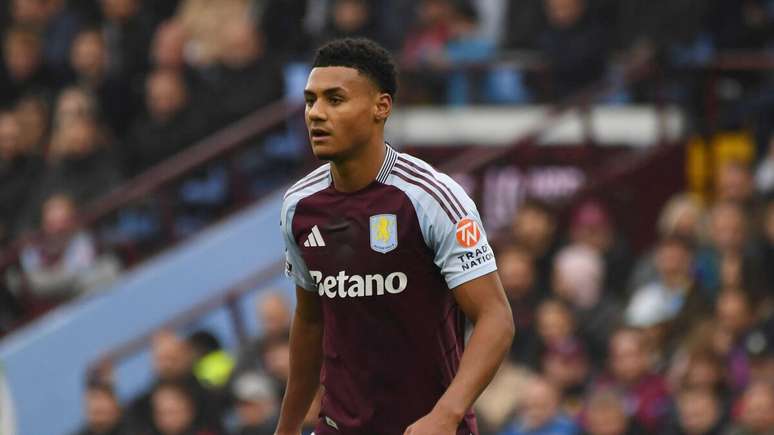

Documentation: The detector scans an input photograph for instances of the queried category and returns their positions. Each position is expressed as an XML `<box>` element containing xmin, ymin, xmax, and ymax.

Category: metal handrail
<box><xmin>88</xmin><ymin>259</ymin><xmax>285</xmax><ymax>374</ymax></box>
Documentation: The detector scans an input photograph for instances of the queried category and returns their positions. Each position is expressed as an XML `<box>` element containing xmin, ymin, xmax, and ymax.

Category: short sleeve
<box><xmin>427</xmin><ymin>175</ymin><xmax>497</xmax><ymax>290</ymax></box>
<box><xmin>280</xmin><ymin>197</ymin><xmax>318</xmax><ymax>292</ymax></box>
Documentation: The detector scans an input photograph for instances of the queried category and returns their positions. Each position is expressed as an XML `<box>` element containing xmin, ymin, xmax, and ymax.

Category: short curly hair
<box><xmin>312</xmin><ymin>37</ymin><xmax>398</xmax><ymax>99</ymax></box>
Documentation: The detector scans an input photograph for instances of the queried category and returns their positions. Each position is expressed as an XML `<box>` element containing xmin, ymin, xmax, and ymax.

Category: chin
<box><xmin>310</xmin><ymin>143</ymin><xmax>342</xmax><ymax>162</ymax></box>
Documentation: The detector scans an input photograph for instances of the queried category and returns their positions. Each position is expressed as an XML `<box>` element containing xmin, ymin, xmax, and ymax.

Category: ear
<box><xmin>374</xmin><ymin>92</ymin><xmax>392</xmax><ymax>123</ymax></box>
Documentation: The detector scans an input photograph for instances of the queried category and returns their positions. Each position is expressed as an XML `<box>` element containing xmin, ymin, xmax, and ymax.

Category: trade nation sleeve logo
<box><xmin>456</xmin><ymin>217</ymin><xmax>481</xmax><ymax>248</ymax></box>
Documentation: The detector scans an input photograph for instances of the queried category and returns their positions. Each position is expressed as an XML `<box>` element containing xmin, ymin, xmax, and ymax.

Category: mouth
<box><xmin>310</xmin><ymin>128</ymin><xmax>332</xmax><ymax>142</ymax></box>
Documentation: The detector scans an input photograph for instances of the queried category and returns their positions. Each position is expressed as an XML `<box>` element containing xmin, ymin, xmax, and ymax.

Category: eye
<box><xmin>329</xmin><ymin>96</ymin><xmax>344</xmax><ymax>105</ymax></box>
<box><xmin>304</xmin><ymin>98</ymin><xmax>315</xmax><ymax>107</ymax></box>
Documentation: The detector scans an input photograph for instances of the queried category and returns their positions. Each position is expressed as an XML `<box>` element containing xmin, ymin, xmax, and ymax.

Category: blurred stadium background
<box><xmin>1</xmin><ymin>0</ymin><xmax>774</xmax><ymax>434</ymax></box>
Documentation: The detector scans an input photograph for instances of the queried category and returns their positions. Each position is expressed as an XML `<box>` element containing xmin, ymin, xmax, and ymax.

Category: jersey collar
<box><xmin>375</xmin><ymin>143</ymin><xmax>398</xmax><ymax>184</ymax></box>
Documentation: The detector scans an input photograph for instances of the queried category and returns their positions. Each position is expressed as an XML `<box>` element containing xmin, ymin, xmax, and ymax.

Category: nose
<box><xmin>306</xmin><ymin>100</ymin><xmax>326</xmax><ymax>123</ymax></box>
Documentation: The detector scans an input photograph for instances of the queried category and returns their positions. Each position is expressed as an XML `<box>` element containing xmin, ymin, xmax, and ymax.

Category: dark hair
<box><xmin>187</xmin><ymin>330</ymin><xmax>221</xmax><ymax>356</ymax></box>
<box><xmin>312</xmin><ymin>37</ymin><xmax>398</xmax><ymax>98</ymax></box>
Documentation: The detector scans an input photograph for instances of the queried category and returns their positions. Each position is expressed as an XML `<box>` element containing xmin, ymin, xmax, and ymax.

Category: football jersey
<box><xmin>280</xmin><ymin>145</ymin><xmax>497</xmax><ymax>435</ymax></box>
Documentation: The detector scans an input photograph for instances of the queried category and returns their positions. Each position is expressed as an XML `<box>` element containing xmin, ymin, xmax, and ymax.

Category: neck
<box><xmin>330</xmin><ymin>139</ymin><xmax>386</xmax><ymax>193</ymax></box>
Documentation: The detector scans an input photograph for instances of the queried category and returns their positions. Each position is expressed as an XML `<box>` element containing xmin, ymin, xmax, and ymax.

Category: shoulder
<box><xmin>280</xmin><ymin>164</ymin><xmax>331</xmax><ymax>231</ymax></box>
<box><xmin>282</xmin><ymin>164</ymin><xmax>331</xmax><ymax>209</ymax></box>
<box><xmin>385</xmin><ymin>151</ymin><xmax>473</xmax><ymax>224</ymax></box>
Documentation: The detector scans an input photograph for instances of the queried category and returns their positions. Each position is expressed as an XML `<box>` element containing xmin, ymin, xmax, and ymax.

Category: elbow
<box><xmin>498</xmin><ymin>303</ymin><xmax>515</xmax><ymax>349</ymax></box>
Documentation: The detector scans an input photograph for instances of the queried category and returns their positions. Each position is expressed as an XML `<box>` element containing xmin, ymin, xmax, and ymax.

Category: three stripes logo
<box><xmin>303</xmin><ymin>225</ymin><xmax>326</xmax><ymax>248</ymax></box>
<box><xmin>456</xmin><ymin>217</ymin><xmax>481</xmax><ymax>248</ymax></box>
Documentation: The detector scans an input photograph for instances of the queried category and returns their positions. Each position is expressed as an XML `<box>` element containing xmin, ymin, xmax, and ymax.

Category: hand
<box><xmin>403</xmin><ymin>408</ymin><xmax>460</xmax><ymax>435</ymax></box>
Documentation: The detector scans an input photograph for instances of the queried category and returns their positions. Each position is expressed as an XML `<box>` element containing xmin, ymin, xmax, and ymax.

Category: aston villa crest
<box><xmin>370</xmin><ymin>214</ymin><xmax>398</xmax><ymax>254</ymax></box>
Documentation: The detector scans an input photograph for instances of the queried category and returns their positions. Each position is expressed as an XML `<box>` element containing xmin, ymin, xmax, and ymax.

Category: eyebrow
<box><xmin>304</xmin><ymin>87</ymin><xmax>347</xmax><ymax>97</ymax></box>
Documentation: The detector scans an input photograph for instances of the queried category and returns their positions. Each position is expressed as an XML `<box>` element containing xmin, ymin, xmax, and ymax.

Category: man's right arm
<box><xmin>275</xmin><ymin>286</ymin><xmax>323</xmax><ymax>435</ymax></box>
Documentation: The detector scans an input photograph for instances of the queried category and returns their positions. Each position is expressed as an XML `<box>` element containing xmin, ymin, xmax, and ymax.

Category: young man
<box><xmin>277</xmin><ymin>38</ymin><xmax>514</xmax><ymax>435</ymax></box>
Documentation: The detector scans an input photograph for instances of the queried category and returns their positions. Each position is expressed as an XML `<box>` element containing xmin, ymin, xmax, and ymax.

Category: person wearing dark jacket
<box><xmin>71</xmin><ymin>382</ymin><xmax>130</xmax><ymax>435</ymax></box>
<box><xmin>0</xmin><ymin>108</ymin><xmax>42</xmax><ymax>242</ymax></box>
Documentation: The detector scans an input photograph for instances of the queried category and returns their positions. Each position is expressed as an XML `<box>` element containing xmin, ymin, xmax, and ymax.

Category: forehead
<box><xmin>305</xmin><ymin>66</ymin><xmax>375</xmax><ymax>94</ymax></box>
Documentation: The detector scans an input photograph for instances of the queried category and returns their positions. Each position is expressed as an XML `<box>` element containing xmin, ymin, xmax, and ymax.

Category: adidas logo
<box><xmin>303</xmin><ymin>225</ymin><xmax>326</xmax><ymax>247</ymax></box>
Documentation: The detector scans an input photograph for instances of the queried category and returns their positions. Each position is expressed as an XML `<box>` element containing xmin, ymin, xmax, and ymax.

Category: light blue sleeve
<box><xmin>280</xmin><ymin>197</ymin><xmax>318</xmax><ymax>292</ymax></box>
<box><xmin>429</xmin><ymin>173</ymin><xmax>497</xmax><ymax>289</ymax></box>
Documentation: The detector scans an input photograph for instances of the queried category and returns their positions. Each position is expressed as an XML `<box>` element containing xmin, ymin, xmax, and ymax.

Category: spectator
<box><xmin>230</xmin><ymin>292</ymin><xmax>291</xmax><ymax>400</ymax></box>
<box><xmin>668</xmin><ymin>350</ymin><xmax>729</xmax><ymax>399</ymax></box>
<box><xmin>260</xmin><ymin>333</ymin><xmax>291</xmax><ymax>399</ymax></box>
<box><xmin>592</xmin><ymin>328</ymin><xmax>670</xmax><ymax>432</ymax></box>
<box><xmin>125</xmin><ymin>68</ymin><xmax>208</xmax><ymax>175</ymax></box>
<box><xmin>19</xmin><ymin>114</ymin><xmax>120</xmax><ymax>229</ymax></box>
<box><xmin>318</xmin><ymin>0</ymin><xmax>379</xmax><ymax>45</ymax></box>
<box><xmin>538</xmin><ymin>0</ymin><xmax>609</xmax><ymax>98</ymax></box>
<box><xmin>259</xmin><ymin>0</ymin><xmax>312</xmax><ymax>59</ymax></box>
<box><xmin>0</xmin><ymin>109</ymin><xmax>42</xmax><ymax>242</ymax></box>
<box><xmin>581</xmin><ymin>388</ymin><xmax>644</xmax><ymax>435</ymax></box>
<box><xmin>511</xmin><ymin>199</ymin><xmax>559</xmax><ymax>294</ymax></box>
<box><xmin>663</xmin><ymin>386</ymin><xmax>728</xmax><ymax>435</ymax></box>
<box><xmin>128</xmin><ymin>330</ymin><xmax>223</xmax><ymax>434</ymax></box>
<box><xmin>187</xmin><ymin>330</ymin><xmax>234</xmax><ymax>389</ymax></box>
<box><xmin>150</xmin><ymin>20</ymin><xmax>204</xmax><ymax>92</ymax></box>
<box><xmin>231</xmin><ymin>371</ymin><xmax>278</xmax><ymax>435</ymax></box>
<box><xmin>97</xmin><ymin>0</ymin><xmax>155</xmax><ymax>82</ymax></box>
<box><xmin>175</xmin><ymin>0</ymin><xmax>249</xmax><ymax>67</ymax></box>
<box><xmin>68</xmin><ymin>28</ymin><xmax>134</xmax><ymax>137</ymax></box>
<box><xmin>0</xmin><ymin>26</ymin><xmax>56</xmax><ymax>105</ymax></box>
<box><xmin>625</xmin><ymin>235</ymin><xmax>711</xmax><ymax>359</ymax></box>
<box><xmin>714</xmin><ymin>161</ymin><xmax>756</xmax><ymax>208</ymax></box>
<box><xmin>399</xmin><ymin>0</ymin><xmax>457</xmax><ymax>103</ymax></box>
<box><xmin>498</xmin><ymin>243</ymin><xmax>542</xmax><ymax>364</ymax></box>
<box><xmin>629</xmin><ymin>193</ymin><xmax>705</xmax><ymax>293</ymax></box>
<box><xmin>725</xmin><ymin>381</ymin><xmax>774</xmax><ymax>435</ymax></box>
<box><xmin>501</xmin><ymin>0</ymin><xmax>545</xmax><ymax>50</ymax></box>
<box><xmin>498</xmin><ymin>375</ymin><xmax>579</xmax><ymax>435</ymax></box>
<box><xmin>401</xmin><ymin>0</ymin><xmax>455</xmax><ymax>68</ymax></box>
<box><xmin>150</xmin><ymin>381</ymin><xmax>222</xmax><ymax>435</ymax></box>
<box><xmin>695</xmin><ymin>201</ymin><xmax>764</xmax><ymax>298</ymax></box>
<box><xmin>72</xmin><ymin>382</ymin><xmax>128</xmax><ymax>435</ymax></box>
<box><xmin>553</xmin><ymin>244</ymin><xmax>620</xmax><ymax>362</ymax></box>
<box><xmin>19</xmin><ymin>194</ymin><xmax>119</xmax><ymax>300</ymax></box>
<box><xmin>443</xmin><ymin>1</ymin><xmax>498</xmax><ymax>105</ymax></box>
<box><xmin>209</xmin><ymin>18</ymin><xmax>284</xmax><ymax>127</ymax></box>
<box><xmin>13</xmin><ymin>92</ymin><xmax>49</xmax><ymax>153</ymax></box>
<box><xmin>541</xmin><ymin>338</ymin><xmax>590</xmax><ymax>418</ymax></box>
<box><xmin>10</xmin><ymin>0</ymin><xmax>85</xmax><ymax>76</ymax></box>
<box><xmin>53</xmin><ymin>86</ymin><xmax>98</xmax><ymax>127</ymax></box>
<box><xmin>715</xmin><ymin>290</ymin><xmax>757</xmax><ymax>392</ymax></box>
<box><xmin>568</xmin><ymin>200</ymin><xmax>633</xmax><ymax>299</ymax></box>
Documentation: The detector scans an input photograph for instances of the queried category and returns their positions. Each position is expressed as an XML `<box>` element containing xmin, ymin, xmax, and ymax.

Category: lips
<box><xmin>310</xmin><ymin>128</ymin><xmax>331</xmax><ymax>138</ymax></box>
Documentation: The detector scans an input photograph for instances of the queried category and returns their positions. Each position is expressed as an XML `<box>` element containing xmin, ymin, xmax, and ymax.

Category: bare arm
<box><xmin>275</xmin><ymin>286</ymin><xmax>324</xmax><ymax>435</ymax></box>
<box><xmin>405</xmin><ymin>271</ymin><xmax>514</xmax><ymax>434</ymax></box>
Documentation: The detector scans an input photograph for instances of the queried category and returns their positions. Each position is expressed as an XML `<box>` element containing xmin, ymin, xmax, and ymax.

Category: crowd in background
<box><xmin>0</xmin><ymin>0</ymin><xmax>773</xmax><ymax>434</ymax></box>
<box><xmin>2</xmin><ymin>0</ymin><xmax>774</xmax><ymax>326</ymax></box>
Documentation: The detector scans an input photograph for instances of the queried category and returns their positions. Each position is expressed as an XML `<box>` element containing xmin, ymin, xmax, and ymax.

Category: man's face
<box><xmin>85</xmin><ymin>390</ymin><xmax>121</xmax><ymax>433</ymax></box>
<box><xmin>610</xmin><ymin>331</ymin><xmax>648</xmax><ymax>384</ymax></box>
<box><xmin>71</xmin><ymin>32</ymin><xmax>105</xmax><ymax>79</ymax></box>
<box><xmin>520</xmin><ymin>378</ymin><xmax>559</xmax><ymax>430</ymax></box>
<box><xmin>152</xmin><ymin>388</ymin><xmax>194</xmax><ymax>435</ymax></box>
<box><xmin>152</xmin><ymin>332</ymin><xmax>192</xmax><ymax>380</ymax></box>
<box><xmin>678</xmin><ymin>390</ymin><xmax>719</xmax><ymax>434</ymax></box>
<box><xmin>304</xmin><ymin>66</ymin><xmax>383</xmax><ymax>162</ymax></box>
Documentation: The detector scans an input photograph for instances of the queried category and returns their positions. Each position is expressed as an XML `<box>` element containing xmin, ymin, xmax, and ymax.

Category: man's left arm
<box><xmin>405</xmin><ymin>271</ymin><xmax>514</xmax><ymax>435</ymax></box>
